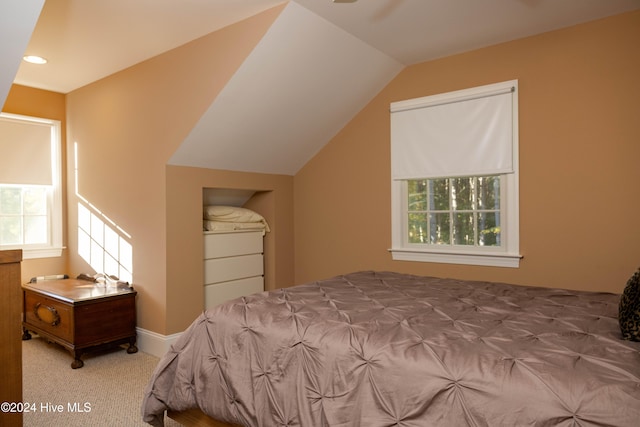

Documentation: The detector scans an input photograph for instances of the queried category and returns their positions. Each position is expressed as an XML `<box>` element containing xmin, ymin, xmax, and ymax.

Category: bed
<box><xmin>142</xmin><ymin>271</ymin><xmax>640</xmax><ymax>426</ymax></box>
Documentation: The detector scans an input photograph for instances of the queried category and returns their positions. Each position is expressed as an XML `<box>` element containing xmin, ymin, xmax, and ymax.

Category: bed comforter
<box><xmin>142</xmin><ymin>271</ymin><xmax>640</xmax><ymax>426</ymax></box>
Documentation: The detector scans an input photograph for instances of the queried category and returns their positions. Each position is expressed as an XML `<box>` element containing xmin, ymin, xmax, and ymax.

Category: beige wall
<box><xmin>2</xmin><ymin>85</ymin><xmax>67</xmax><ymax>283</ymax></box>
<box><xmin>294</xmin><ymin>10</ymin><xmax>640</xmax><ymax>293</ymax></box>
<box><xmin>65</xmin><ymin>5</ymin><xmax>285</xmax><ymax>334</ymax></box>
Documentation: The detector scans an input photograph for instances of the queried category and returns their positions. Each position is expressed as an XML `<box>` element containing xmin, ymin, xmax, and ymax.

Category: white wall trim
<box><xmin>389</xmin><ymin>248</ymin><xmax>522</xmax><ymax>268</ymax></box>
<box><xmin>136</xmin><ymin>327</ymin><xmax>182</xmax><ymax>358</ymax></box>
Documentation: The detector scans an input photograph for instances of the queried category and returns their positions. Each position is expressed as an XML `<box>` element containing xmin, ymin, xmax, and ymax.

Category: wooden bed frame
<box><xmin>168</xmin><ymin>409</ymin><xmax>242</xmax><ymax>427</ymax></box>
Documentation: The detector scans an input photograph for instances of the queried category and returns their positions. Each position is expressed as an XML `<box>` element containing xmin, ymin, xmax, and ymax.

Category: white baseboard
<box><xmin>135</xmin><ymin>327</ymin><xmax>182</xmax><ymax>358</ymax></box>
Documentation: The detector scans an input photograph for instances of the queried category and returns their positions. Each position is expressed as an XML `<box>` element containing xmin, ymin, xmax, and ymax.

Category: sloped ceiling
<box><xmin>0</xmin><ymin>0</ymin><xmax>44</xmax><ymax>109</ymax></box>
<box><xmin>11</xmin><ymin>0</ymin><xmax>287</xmax><ymax>94</ymax></box>
<box><xmin>3</xmin><ymin>0</ymin><xmax>640</xmax><ymax>177</ymax></box>
<box><xmin>297</xmin><ymin>0</ymin><xmax>640</xmax><ymax>65</ymax></box>
<box><xmin>168</xmin><ymin>2</ymin><xmax>402</xmax><ymax>175</ymax></box>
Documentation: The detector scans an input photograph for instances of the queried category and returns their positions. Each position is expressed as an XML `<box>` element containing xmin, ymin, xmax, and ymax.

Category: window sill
<box><xmin>389</xmin><ymin>247</ymin><xmax>522</xmax><ymax>268</ymax></box>
<box><xmin>1</xmin><ymin>247</ymin><xmax>64</xmax><ymax>260</ymax></box>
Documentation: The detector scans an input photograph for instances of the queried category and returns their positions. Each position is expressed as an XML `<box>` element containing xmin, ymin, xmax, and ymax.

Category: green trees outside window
<box><xmin>407</xmin><ymin>176</ymin><xmax>501</xmax><ymax>247</ymax></box>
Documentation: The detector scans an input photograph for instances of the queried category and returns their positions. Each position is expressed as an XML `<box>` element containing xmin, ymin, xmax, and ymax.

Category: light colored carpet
<box><xmin>22</xmin><ymin>335</ymin><xmax>181</xmax><ymax>426</ymax></box>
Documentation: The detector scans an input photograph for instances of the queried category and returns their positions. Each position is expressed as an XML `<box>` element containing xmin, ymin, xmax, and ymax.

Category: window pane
<box><xmin>452</xmin><ymin>177</ymin><xmax>474</xmax><ymax>211</ymax></box>
<box><xmin>430</xmin><ymin>179</ymin><xmax>449</xmax><ymax>211</ymax></box>
<box><xmin>23</xmin><ymin>188</ymin><xmax>47</xmax><ymax>215</ymax></box>
<box><xmin>0</xmin><ymin>187</ymin><xmax>21</xmax><ymax>214</ymax></box>
<box><xmin>0</xmin><ymin>217</ymin><xmax>21</xmax><ymax>245</ymax></box>
<box><xmin>478</xmin><ymin>176</ymin><xmax>500</xmax><ymax>210</ymax></box>
<box><xmin>479</xmin><ymin>212</ymin><xmax>500</xmax><ymax>246</ymax></box>
<box><xmin>453</xmin><ymin>212</ymin><xmax>475</xmax><ymax>245</ymax></box>
<box><xmin>24</xmin><ymin>215</ymin><xmax>47</xmax><ymax>244</ymax></box>
<box><xmin>408</xmin><ymin>180</ymin><xmax>427</xmax><ymax>211</ymax></box>
<box><xmin>429</xmin><ymin>213</ymin><xmax>450</xmax><ymax>244</ymax></box>
<box><xmin>408</xmin><ymin>213</ymin><xmax>428</xmax><ymax>243</ymax></box>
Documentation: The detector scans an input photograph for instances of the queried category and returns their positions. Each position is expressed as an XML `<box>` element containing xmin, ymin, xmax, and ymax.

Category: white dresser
<box><xmin>203</xmin><ymin>230</ymin><xmax>265</xmax><ymax>309</ymax></box>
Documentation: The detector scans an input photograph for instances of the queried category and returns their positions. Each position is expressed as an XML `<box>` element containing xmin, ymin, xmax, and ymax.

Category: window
<box><xmin>0</xmin><ymin>113</ymin><xmax>63</xmax><ymax>258</ymax></box>
<box><xmin>390</xmin><ymin>81</ymin><xmax>520</xmax><ymax>267</ymax></box>
<box><xmin>407</xmin><ymin>176</ymin><xmax>501</xmax><ymax>245</ymax></box>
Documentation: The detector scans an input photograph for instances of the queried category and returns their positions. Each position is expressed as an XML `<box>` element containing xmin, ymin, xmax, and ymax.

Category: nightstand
<box><xmin>22</xmin><ymin>279</ymin><xmax>137</xmax><ymax>369</ymax></box>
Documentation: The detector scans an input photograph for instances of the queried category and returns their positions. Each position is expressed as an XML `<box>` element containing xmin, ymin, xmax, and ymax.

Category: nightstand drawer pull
<box><xmin>34</xmin><ymin>302</ymin><xmax>60</xmax><ymax>326</ymax></box>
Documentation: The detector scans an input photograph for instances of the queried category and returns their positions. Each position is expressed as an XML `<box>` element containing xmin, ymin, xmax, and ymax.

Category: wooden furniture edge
<box><xmin>0</xmin><ymin>249</ymin><xmax>22</xmax><ymax>264</ymax></box>
<box><xmin>0</xmin><ymin>249</ymin><xmax>22</xmax><ymax>427</ymax></box>
<box><xmin>167</xmin><ymin>409</ymin><xmax>243</xmax><ymax>427</ymax></box>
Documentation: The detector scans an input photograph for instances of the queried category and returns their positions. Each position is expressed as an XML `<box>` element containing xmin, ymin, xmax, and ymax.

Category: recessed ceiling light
<box><xmin>333</xmin><ymin>0</ymin><xmax>357</xmax><ymax>3</ymax></box>
<box><xmin>23</xmin><ymin>55</ymin><xmax>48</xmax><ymax>65</ymax></box>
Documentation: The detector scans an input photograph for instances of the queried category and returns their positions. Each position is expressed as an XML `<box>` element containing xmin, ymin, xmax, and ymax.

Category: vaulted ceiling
<box><xmin>2</xmin><ymin>0</ymin><xmax>639</xmax><ymax>175</ymax></box>
<box><xmin>169</xmin><ymin>2</ymin><xmax>402</xmax><ymax>175</ymax></box>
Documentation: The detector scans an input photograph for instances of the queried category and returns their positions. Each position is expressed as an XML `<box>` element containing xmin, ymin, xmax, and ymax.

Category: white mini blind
<box><xmin>0</xmin><ymin>115</ymin><xmax>53</xmax><ymax>185</ymax></box>
<box><xmin>391</xmin><ymin>80</ymin><xmax>517</xmax><ymax>180</ymax></box>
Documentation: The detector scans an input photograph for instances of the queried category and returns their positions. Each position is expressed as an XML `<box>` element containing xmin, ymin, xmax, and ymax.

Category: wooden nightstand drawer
<box><xmin>24</xmin><ymin>291</ymin><xmax>73</xmax><ymax>343</ymax></box>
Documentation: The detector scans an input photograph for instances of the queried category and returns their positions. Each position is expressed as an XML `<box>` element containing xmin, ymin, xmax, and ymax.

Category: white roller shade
<box><xmin>0</xmin><ymin>115</ymin><xmax>53</xmax><ymax>185</ymax></box>
<box><xmin>391</xmin><ymin>80</ymin><xmax>517</xmax><ymax>180</ymax></box>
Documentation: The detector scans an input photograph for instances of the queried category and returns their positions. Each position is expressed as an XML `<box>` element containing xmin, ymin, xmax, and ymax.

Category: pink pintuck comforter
<box><xmin>142</xmin><ymin>271</ymin><xmax>640</xmax><ymax>426</ymax></box>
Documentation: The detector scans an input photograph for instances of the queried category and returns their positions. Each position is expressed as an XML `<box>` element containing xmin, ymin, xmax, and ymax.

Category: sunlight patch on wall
<box><xmin>74</xmin><ymin>142</ymin><xmax>133</xmax><ymax>283</ymax></box>
<box><xmin>77</xmin><ymin>203</ymin><xmax>133</xmax><ymax>283</ymax></box>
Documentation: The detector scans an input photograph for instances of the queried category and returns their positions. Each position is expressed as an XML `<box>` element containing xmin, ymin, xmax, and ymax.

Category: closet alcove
<box><xmin>201</xmin><ymin>188</ymin><xmax>270</xmax><ymax>309</ymax></box>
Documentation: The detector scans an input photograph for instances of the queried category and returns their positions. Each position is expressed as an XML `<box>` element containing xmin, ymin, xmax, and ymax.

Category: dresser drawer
<box><xmin>24</xmin><ymin>291</ymin><xmax>73</xmax><ymax>343</ymax></box>
<box><xmin>204</xmin><ymin>276</ymin><xmax>264</xmax><ymax>309</ymax></box>
<box><xmin>204</xmin><ymin>253</ymin><xmax>263</xmax><ymax>285</ymax></box>
<box><xmin>204</xmin><ymin>231</ymin><xmax>263</xmax><ymax>259</ymax></box>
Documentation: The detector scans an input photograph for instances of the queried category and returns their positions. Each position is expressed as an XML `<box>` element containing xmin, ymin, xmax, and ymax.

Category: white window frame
<box><xmin>389</xmin><ymin>82</ymin><xmax>521</xmax><ymax>268</ymax></box>
<box><xmin>0</xmin><ymin>112</ymin><xmax>63</xmax><ymax>259</ymax></box>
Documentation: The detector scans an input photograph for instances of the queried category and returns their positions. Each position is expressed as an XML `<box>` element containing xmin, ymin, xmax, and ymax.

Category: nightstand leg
<box><xmin>71</xmin><ymin>350</ymin><xmax>84</xmax><ymax>369</ymax></box>
<box><xmin>126</xmin><ymin>336</ymin><xmax>138</xmax><ymax>354</ymax></box>
<box><xmin>22</xmin><ymin>328</ymin><xmax>32</xmax><ymax>341</ymax></box>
